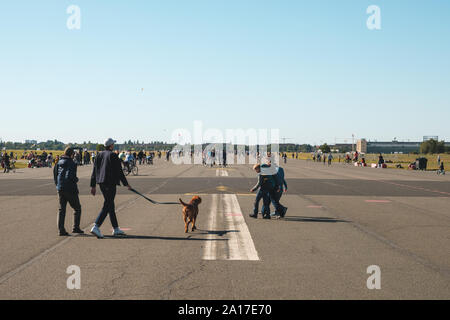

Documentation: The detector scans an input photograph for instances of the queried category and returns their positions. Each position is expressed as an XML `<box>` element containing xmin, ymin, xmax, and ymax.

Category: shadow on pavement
<box><xmin>282</xmin><ymin>216</ymin><xmax>349</xmax><ymax>223</ymax></box>
<box><xmin>78</xmin><ymin>233</ymin><xmax>230</xmax><ymax>241</ymax></box>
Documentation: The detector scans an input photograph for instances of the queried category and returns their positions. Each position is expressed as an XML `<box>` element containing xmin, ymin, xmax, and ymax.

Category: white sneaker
<box><xmin>112</xmin><ymin>227</ymin><xmax>126</xmax><ymax>236</ymax></box>
<box><xmin>90</xmin><ymin>225</ymin><xmax>104</xmax><ymax>239</ymax></box>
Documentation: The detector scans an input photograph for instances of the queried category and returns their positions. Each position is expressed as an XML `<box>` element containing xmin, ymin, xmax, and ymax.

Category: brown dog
<box><xmin>179</xmin><ymin>196</ymin><xmax>202</xmax><ymax>233</ymax></box>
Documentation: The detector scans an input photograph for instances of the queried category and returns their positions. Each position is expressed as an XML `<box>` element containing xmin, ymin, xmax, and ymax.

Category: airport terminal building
<box><xmin>357</xmin><ymin>138</ymin><xmax>450</xmax><ymax>154</ymax></box>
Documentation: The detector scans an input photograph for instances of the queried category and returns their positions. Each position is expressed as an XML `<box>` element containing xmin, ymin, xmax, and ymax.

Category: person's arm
<box><xmin>250</xmin><ymin>175</ymin><xmax>262</xmax><ymax>192</ymax></box>
<box><xmin>53</xmin><ymin>162</ymin><xmax>58</xmax><ymax>186</ymax></box>
<box><xmin>90</xmin><ymin>157</ymin><xmax>97</xmax><ymax>188</ymax></box>
<box><xmin>67</xmin><ymin>160</ymin><xmax>78</xmax><ymax>184</ymax></box>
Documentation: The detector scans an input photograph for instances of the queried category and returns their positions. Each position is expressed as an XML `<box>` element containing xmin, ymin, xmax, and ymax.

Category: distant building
<box><xmin>25</xmin><ymin>140</ymin><xmax>37</xmax><ymax>144</ymax></box>
<box><xmin>357</xmin><ymin>138</ymin><xmax>450</xmax><ymax>154</ymax></box>
<box><xmin>357</xmin><ymin>139</ymin><xmax>367</xmax><ymax>153</ymax></box>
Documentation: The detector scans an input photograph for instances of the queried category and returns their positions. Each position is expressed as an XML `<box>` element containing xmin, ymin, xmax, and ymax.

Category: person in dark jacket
<box><xmin>90</xmin><ymin>138</ymin><xmax>132</xmax><ymax>238</ymax></box>
<box><xmin>53</xmin><ymin>147</ymin><xmax>84</xmax><ymax>236</ymax></box>
<box><xmin>271</xmin><ymin>166</ymin><xmax>288</xmax><ymax>218</ymax></box>
<box><xmin>3</xmin><ymin>153</ymin><xmax>10</xmax><ymax>173</ymax></box>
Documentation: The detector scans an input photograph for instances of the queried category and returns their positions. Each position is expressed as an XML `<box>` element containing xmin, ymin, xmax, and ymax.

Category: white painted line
<box><xmin>202</xmin><ymin>194</ymin><xmax>259</xmax><ymax>261</ymax></box>
<box><xmin>203</xmin><ymin>194</ymin><xmax>219</xmax><ymax>260</ymax></box>
<box><xmin>215</xmin><ymin>169</ymin><xmax>229</xmax><ymax>176</ymax></box>
<box><xmin>226</xmin><ymin>194</ymin><xmax>259</xmax><ymax>260</ymax></box>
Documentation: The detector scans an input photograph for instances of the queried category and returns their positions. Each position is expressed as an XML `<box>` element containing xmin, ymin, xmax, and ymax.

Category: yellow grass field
<box><xmin>285</xmin><ymin>152</ymin><xmax>450</xmax><ymax>170</ymax></box>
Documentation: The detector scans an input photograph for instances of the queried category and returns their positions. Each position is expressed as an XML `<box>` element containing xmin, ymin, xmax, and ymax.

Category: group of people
<box><xmin>250</xmin><ymin>156</ymin><xmax>288</xmax><ymax>219</ymax></box>
<box><xmin>201</xmin><ymin>149</ymin><xmax>228</xmax><ymax>167</ymax></box>
<box><xmin>312</xmin><ymin>152</ymin><xmax>334</xmax><ymax>165</ymax></box>
<box><xmin>54</xmin><ymin>138</ymin><xmax>132</xmax><ymax>237</ymax></box>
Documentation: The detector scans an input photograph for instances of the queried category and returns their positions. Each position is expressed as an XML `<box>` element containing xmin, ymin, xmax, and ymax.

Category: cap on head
<box><xmin>104</xmin><ymin>138</ymin><xmax>116</xmax><ymax>147</ymax></box>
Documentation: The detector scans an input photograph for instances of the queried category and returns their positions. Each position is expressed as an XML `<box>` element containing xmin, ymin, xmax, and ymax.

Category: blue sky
<box><xmin>1</xmin><ymin>1</ymin><xmax>449</xmax><ymax>145</ymax></box>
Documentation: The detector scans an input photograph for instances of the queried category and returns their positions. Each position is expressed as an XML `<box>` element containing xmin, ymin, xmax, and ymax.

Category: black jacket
<box><xmin>54</xmin><ymin>156</ymin><xmax>79</xmax><ymax>193</ymax></box>
<box><xmin>90</xmin><ymin>150</ymin><xmax>128</xmax><ymax>187</ymax></box>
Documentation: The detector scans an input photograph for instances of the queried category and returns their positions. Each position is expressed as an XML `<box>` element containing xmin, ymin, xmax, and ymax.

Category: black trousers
<box><xmin>261</xmin><ymin>187</ymin><xmax>284</xmax><ymax>217</ymax></box>
<box><xmin>95</xmin><ymin>184</ymin><xmax>119</xmax><ymax>228</ymax></box>
<box><xmin>58</xmin><ymin>191</ymin><xmax>82</xmax><ymax>232</ymax></box>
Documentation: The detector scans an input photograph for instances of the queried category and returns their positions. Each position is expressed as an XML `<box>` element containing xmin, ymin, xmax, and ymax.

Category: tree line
<box><xmin>420</xmin><ymin>139</ymin><xmax>450</xmax><ymax>154</ymax></box>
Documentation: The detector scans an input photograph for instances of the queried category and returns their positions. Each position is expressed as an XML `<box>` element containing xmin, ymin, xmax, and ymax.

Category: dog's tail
<box><xmin>179</xmin><ymin>198</ymin><xmax>188</xmax><ymax>206</ymax></box>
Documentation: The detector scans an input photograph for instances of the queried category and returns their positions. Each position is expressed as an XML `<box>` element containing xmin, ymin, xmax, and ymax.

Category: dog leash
<box><xmin>129</xmin><ymin>188</ymin><xmax>179</xmax><ymax>205</ymax></box>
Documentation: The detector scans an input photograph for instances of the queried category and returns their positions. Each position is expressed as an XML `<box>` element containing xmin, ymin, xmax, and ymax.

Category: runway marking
<box><xmin>203</xmin><ymin>194</ymin><xmax>259</xmax><ymax>261</ymax></box>
<box><xmin>307</xmin><ymin>205</ymin><xmax>324</xmax><ymax>208</ymax></box>
<box><xmin>204</xmin><ymin>194</ymin><xmax>219</xmax><ymax>260</ymax></box>
<box><xmin>216</xmin><ymin>169</ymin><xmax>229</xmax><ymax>176</ymax></box>
<box><xmin>365</xmin><ymin>200</ymin><xmax>392</xmax><ymax>203</ymax></box>
<box><xmin>225</xmin><ymin>213</ymin><xmax>243</xmax><ymax>217</ymax></box>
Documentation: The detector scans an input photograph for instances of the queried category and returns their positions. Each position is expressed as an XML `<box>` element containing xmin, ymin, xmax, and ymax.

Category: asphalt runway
<box><xmin>0</xmin><ymin>158</ymin><xmax>449</xmax><ymax>299</ymax></box>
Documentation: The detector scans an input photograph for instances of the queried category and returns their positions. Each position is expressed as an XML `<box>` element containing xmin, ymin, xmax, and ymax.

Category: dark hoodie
<box><xmin>53</xmin><ymin>155</ymin><xmax>79</xmax><ymax>194</ymax></box>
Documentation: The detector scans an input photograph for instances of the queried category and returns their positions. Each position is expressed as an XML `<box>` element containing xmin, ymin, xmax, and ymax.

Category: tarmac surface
<box><xmin>0</xmin><ymin>158</ymin><xmax>449</xmax><ymax>299</ymax></box>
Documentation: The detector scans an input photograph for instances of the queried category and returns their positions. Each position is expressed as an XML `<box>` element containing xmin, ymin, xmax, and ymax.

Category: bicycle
<box><xmin>123</xmin><ymin>161</ymin><xmax>138</xmax><ymax>176</ymax></box>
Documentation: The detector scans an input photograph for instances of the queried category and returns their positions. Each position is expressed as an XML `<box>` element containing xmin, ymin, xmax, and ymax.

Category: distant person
<box><xmin>3</xmin><ymin>153</ymin><xmax>10</xmax><ymax>173</ymax></box>
<box><xmin>90</xmin><ymin>138</ymin><xmax>132</xmax><ymax>238</ymax></box>
<box><xmin>53</xmin><ymin>147</ymin><xmax>84</xmax><ymax>236</ymax></box>
<box><xmin>437</xmin><ymin>162</ymin><xmax>445</xmax><ymax>175</ymax></box>
<box><xmin>124</xmin><ymin>151</ymin><xmax>134</xmax><ymax>173</ymax></box>
<box><xmin>361</xmin><ymin>156</ymin><xmax>366</xmax><ymax>167</ymax></box>
<box><xmin>222</xmin><ymin>149</ymin><xmax>227</xmax><ymax>167</ymax></box>
<box><xmin>378</xmin><ymin>153</ymin><xmax>385</xmax><ymax>168</ymax></box>
<box><xmin>47</xmin><ymin>152</ymin><xmax>53</xmax><ymax>168</ymax></box>
<box><xmin>328</xmin><ymin>153</ymin><xmax>333</xmax><ymax>166</ymax></box>
<box><xmin>118</xmin><ymin>151</ymin><xmax>126</xmax><ymax>164</ymax></box>
<box><xmin>437</xmin><ymin>154</ymin><xmax>441</xmax><ymax>168</ymax></box>
<box><xmin>76</xmin><ymin>151</ymin><xmax>82</xmax><ymax>166</ymax></box>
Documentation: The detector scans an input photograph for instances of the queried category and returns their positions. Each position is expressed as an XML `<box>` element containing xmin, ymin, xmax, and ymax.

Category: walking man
<box><xmin>271</xmin><ymin>166</ymin><xmax>288</xmax><ymax>218</ymax></box>
<box><xmin>90</xmin><ymin>138</ymin><xmax>132</xmax><ymax>238</ymax></box>
<box><xmin>53</xmin><ymin>147</ymin><xmax>84</xmax><ymax>236</ymax></box>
